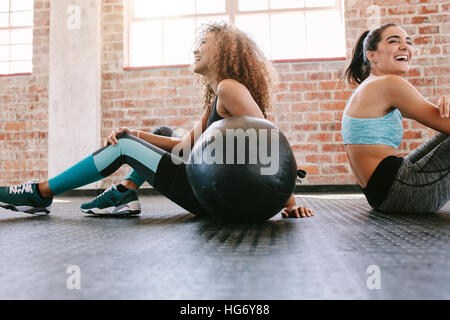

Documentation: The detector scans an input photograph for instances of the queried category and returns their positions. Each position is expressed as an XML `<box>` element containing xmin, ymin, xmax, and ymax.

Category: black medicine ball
<box><xmin>186</xmin><ymin>116</ymin><xmax>297</xmax><ymax>223</ymax></box>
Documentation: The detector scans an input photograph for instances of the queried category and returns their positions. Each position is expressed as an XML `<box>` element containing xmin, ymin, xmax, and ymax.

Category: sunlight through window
<box><xmin>0</xmin><ymin>0</ymin><xmax>34</xmax><ymax>75</ymax></box>
<box><xmin>127</xmin><ymin>0</ymin><xmax>344</xmax><ymax>68</ymax></box>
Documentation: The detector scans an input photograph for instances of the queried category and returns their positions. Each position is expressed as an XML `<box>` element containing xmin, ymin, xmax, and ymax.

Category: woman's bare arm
<box><xmin>381</xmin><ymin>75</ymin><xmax>450</xmax><ymax>134</ymax></box>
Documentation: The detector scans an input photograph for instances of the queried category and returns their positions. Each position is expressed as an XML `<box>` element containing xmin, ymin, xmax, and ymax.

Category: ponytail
<box><xmin>343</xmin><ymin>23</ymin><xmax>398</xmax><ymax>86</ymax></box>
<box><xmin>344</xmin><ymin>31</ymin><xmax>370</xmax><ymax>85</ymax></box>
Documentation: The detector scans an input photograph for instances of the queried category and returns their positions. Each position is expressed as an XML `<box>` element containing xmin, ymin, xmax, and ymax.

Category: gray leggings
<box><xmin>378</xmin><ymin>133</ymin><xmax>450</xmax><ymax>213</ymax></box>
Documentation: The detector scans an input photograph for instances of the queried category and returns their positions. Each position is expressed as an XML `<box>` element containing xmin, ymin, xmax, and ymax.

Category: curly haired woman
<box><xmin>342</xmin><ymin>23</ymin><xmax>450</xmax><ymax>213</ymax></box>
<box><xmin>0</xmin><ymin>22</ymin><xmax>313</xmax><ymax>220</ymax></box>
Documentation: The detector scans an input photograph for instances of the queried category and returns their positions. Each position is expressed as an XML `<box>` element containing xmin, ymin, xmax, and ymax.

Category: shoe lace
<box><xmin>93</xmin><ymin>186</ymin><xmax>114</xmax><ymax>200</ymax></box>
<box><xmin>9</xmin><ymin>183</ymin><xmax>34</xmax><ymax>195</ymax></box>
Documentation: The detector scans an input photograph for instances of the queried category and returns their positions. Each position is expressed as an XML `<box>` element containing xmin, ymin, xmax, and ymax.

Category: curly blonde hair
<box><xmin>195</xmin><ymin>22</ymin><xmax>276</xmax><ymax>118</ymax></box>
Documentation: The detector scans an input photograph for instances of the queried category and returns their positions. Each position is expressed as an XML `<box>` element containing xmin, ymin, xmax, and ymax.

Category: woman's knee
<box><xmin>116</xmin><ymin>133</ymin><xmax>135</xmax><ymax>141</ymax></box>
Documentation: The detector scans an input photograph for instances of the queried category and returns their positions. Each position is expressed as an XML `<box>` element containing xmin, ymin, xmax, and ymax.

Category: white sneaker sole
<box><xmin>81</xmin><ymin>200</ymin><xmax>141</xmax><ymax>215</ymax></box>
<box><xmin>0</xmin><ymin>201</ymin><xmax>51</xmax><ymax>215</ymax></box>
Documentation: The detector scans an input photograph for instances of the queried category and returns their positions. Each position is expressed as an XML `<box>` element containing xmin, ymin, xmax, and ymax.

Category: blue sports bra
<box><xmin>341</xmin><ymin>108</ymin><xmax>404</xmax><ymax>148</ymax></box>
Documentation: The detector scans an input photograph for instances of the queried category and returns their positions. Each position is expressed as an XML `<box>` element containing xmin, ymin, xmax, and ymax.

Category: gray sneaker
<box><xmin>80</xmin><ymin>185</ymin><xmax>141</xmax><ymax>215</ymax></box>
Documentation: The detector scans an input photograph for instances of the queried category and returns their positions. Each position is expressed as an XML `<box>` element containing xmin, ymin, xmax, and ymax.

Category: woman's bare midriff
<box><xmin>344</xmin><ymin>144</ymin><xmax>399</xmax><ymax>188</ymax></box>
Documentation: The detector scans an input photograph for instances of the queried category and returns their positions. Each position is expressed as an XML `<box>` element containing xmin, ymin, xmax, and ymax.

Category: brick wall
<box><xmin>0</xmin><ymin>0</ymin><xmax>49</xmax><ymax>185</ymax></box>
<box><xmin>101</xmin><ymin>0</ymin><xmax>450</xmax><ymax>186</ymax></box>
<box><xmin>0</xmin><ymin>0</ymin><xmax>449</xmax><ymax>187</ymax></box>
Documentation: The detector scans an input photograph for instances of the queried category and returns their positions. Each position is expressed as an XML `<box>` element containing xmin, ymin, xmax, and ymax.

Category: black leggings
<box><xmin>152</xmin><ymin>151</ymin><xmax>210</xmax><ymax>217</ymax></box>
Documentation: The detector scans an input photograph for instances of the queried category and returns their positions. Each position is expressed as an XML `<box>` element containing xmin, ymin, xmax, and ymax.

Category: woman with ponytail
<box><xmin>341</xmin><ymin>23</ymin><xmax>450</xmax><ymax>213</ymax></box>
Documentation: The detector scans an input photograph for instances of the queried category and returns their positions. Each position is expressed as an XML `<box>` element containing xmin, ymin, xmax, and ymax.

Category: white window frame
<box><xmin>0</xmin><ymin>0</ymin><xmax>34</xmax><ymax>76</ymax></box>
<box><xmin>125</xmin><ymin>0</ymin><xmax>345</xmax><ymax>69</ymax></box>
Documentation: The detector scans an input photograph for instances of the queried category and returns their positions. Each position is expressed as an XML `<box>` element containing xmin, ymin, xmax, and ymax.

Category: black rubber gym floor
<box><xmin>0</xmin><ymin>193</ymin><xmax>449</xmax><ymax>299</ymax></box>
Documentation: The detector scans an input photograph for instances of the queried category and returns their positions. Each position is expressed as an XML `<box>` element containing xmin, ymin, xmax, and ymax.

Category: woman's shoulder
<box><xmin>217</xmin><ymin>79</ymin><xmax>248</xmax><ymax>95</ymax></box>
<box><xmin>347</xmin><ymin>76</ymin><xmax>409</xmax><ymax>116</ymax></box>
<box><xmin>363</xmin><ymin>74</ymin><xmax>410</xmax><ymax>92</ymax></box>
<box><xmin>355</xmin><ymin>75</ymin><xmax>412</xmax><ymax>104</ymax></box>
<box><xmin>216</xmin><ymin>78</ymin><xmax>263</xmax><ymax>118</ymax></box>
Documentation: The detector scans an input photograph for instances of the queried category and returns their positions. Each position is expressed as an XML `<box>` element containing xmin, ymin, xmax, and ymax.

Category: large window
<box><xmin>127</xmin><ymin>0</ymin><xmax>345</xmax><ymax>68</ymax></box>
<box><xmin>0</xmin><ymin>0</ymin><xmax>34</xmax><ymax>75</ymax></box>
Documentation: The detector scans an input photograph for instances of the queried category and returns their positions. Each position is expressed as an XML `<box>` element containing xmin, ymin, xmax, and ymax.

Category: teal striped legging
<box><xmin>48</xmin><ymin>133</ymin><xmax>209</xmax><ymax>217</ymax></box>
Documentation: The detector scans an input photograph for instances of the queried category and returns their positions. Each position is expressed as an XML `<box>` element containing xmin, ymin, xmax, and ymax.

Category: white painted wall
<box><xmin>49</xmin><ymin>0</ymin><xmax>102</xmax><ymax>189</ymax></box>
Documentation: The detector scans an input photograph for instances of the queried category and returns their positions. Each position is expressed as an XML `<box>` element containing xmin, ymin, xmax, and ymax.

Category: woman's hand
<box><xmin>103</xmin><ymin>127</ymin><xmax>136</xmax><ymax>147</ymax></box>
<box><xmin>439</xmin><ymin>96</ymin><xmax>449</xmax><ymax>118</ymax></box>
<box><xmin>281</xmin><ymin>205</ymin><xmax>314</xmax><ymax>218</ymax></box>
<box><xmin>282</xmin><ymin>194</ymin><xmax>314</xmax><ymax>218</ymax></box>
